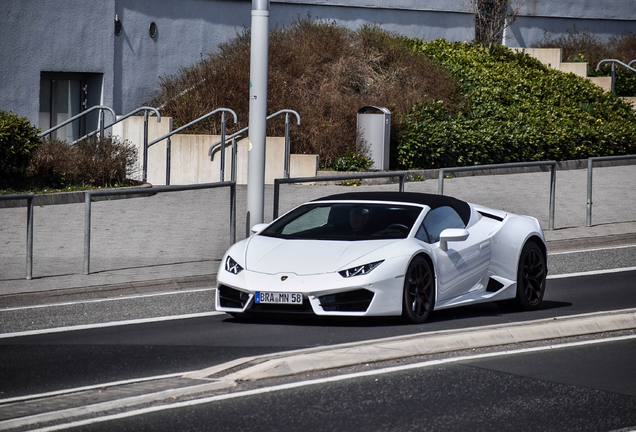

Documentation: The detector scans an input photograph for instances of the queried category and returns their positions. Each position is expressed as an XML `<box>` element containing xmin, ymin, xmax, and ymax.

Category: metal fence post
<box><xmin>26</xmin><ymin>196</ymin><xmax>34</xmax><ymax>280</ymax></box>
<box><xmin>166</xmin><ymin>137</ymin><xmax>172</xmax><ymax>186</ymax></box>
<box><xmin>84</xmin><ymin>191</ymin><xmax>92</xmax><ymax>275</ymax></box>
<box><xmin>586</xmin><ymin>158</ymin><xmax>594</xmax><ymax>227</ymax></box>
<box><xmin>143</xmin><ymin>110</ymin><xmax>149</xmax><ymax>183</ymax></box>
<box><xmin>220</xmin><ymin>112</ymin><xmax>227</xmax><ymax>182</ymax></box>
<box><xmin>549</xmin><ymin>163</ymin><xmax>556</xmax><ymax>231</ymax></box>
<box><xmin>230</xmin><ymin>183</ymin><xmax>236</xmax><ymax>245</ymax></box>
<box><xmin>284</xmin><ymin>113</ymin><xmax>290</xmax><ymax>179</ymax></box>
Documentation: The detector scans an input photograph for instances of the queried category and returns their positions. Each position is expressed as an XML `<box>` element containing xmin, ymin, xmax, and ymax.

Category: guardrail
<box><xmin>0</xmin><ymin>194</ymin><xmax>34</xmax><ymax>280</ymax></box>
<box><xmin>586</xmin><ymin>154</ymin><xmax>636</xmax><ymax>226</ymax></box>
<box><xmin>272</xmin><ymin>172</ymin><xmax>407</xmax><ymax>221</ymax></box>
<box><xmin>83</xmin><ymin>182</ymin><xmax>236</xmax><ymax>275</ymax></box>
<box><xmin>38</xmin><ymin>105</ymin><xmax>116</xmax><ymax>140</ymax></box>
<box><xmin>596</xmin><ymin>59</ymin><xmax>636</xmax><ymax>94</ymax></box>
<box><xmin>439</xmin><ymin>161</ymin><xmax>557</xmax><ymax>230</ymax></box>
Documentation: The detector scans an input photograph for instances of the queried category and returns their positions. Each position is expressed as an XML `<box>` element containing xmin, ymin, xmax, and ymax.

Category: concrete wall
<box><xmin>1</xmin><ymin>0</ymin><xmax>634</xmax><ymax>129</ymax></box>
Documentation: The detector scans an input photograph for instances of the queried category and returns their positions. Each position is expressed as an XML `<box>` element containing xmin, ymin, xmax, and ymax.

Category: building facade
<box><xmin>1</xmin><ymin>0</ymin><xmax>634</xmax><ymax>138</ymax></box>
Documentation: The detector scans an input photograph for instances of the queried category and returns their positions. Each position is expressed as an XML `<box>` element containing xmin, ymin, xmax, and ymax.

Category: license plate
<box><xmin>255</xmin><ymin>292</ymin><xmax>303</xmax><ymax>304</ymax></box>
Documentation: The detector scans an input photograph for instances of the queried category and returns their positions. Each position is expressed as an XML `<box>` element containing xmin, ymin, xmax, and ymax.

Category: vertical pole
<box><xmin>220</xmin><ymin>112</ymin><xmax>226</xmax><ymax>182</ymax></box>
<box><xmin>246</xmin><ymin>0</ymin><xmax>270</xmax><ymax>232</ymax></box>
<box><xmin>143</xmin><ymin>110</ymin><xmax>149</xmax><ymax>183</ymax></box>
<box><xmin>438</xmin><ymin>169</ymin><xmax>445</xmax><ymax>195</ymax></box>
<box><xmin>549</xmin><ymin>163</ymin><xmax>556</xmax><ymax>230</ymax></box>
<box><xmin>586</xmin><ymin>158</ymin><xmax>594</xmax><ymax>227</ymax></box>
<box><xmin>273</xmin><ymin>179</ymin><xmax>280</xmax><ymax>220</ymax></box>
<box><xmin>26</xmin><ymin>195</ymin><xmax>33</xmax><ymax>280</ymax></box>
<box><xmin>284</xmin><ymin>113</ymin><xmax>290</xmax><ymax>178</ymax></box>
<box><xmin>231</xmin><ymin>137</ymin><xmax>237</xmax><ymax>183</ymax></box>
<box><xmin>611</xmin><ymin>63</ymin><xmax>616</xmax><ymax>94</ymax></box>
<box><xmin>230</xmin><ymin>183</ymin><xmax>237</xmax><ymax>245</ymax></box>
<box><xmin>166</xmin><ymin>137</ymin><xmax>172</xmax><ymax>186</ymax></box>
<box><xmin>399</xmin><ymin>173</ymin><xmax>405</xmax><ymax>192</ymax></box>
<box><xmin>84</xmin><ymin>192</ymin><xmax>92</xmax><ymax>275</ymax></box>
<box><xmin>99</xmin><ymin>109</ymin><xmax>105</xmax><ymax>139</ymax></box>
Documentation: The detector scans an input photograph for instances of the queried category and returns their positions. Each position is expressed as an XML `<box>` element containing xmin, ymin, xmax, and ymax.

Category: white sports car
<box><xmin>216</xmin><ymin>192</ymin><xmax>547</xmax><ymax>323</ymax></box>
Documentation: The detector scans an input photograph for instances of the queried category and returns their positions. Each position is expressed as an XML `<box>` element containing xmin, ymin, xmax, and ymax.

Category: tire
<box><xmin>402</xmin><ymin>256</ymin><xmax>435</xmax><ymax>324</ymax></box>
<box><xmin>514</xmin><ymin>241</ymin><xmax>547</xmax><ymax>310</ymax></box>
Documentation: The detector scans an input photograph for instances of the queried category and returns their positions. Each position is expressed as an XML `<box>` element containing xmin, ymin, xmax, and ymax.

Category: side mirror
<box><xmin>250</xmin><ymin>223</ymin><xmax>270</xmax><ymax>235</ymax></box>
<box><xmin>439</xmin><ymin>228</ymin><xmax>469</xmax><ymax>251</ymax></box>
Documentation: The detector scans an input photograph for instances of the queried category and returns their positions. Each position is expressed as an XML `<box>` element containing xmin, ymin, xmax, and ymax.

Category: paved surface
<box><xmin>1</xmin><ymin>164</ymin><xmax>636</xmax><ymax>299</ymax></box>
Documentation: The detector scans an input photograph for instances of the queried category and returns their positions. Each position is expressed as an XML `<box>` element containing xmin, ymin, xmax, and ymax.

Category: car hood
<box><xmin>245</xmin><ymin>235</ymin><xmax>395</xmax><ymax>275</ymax></box>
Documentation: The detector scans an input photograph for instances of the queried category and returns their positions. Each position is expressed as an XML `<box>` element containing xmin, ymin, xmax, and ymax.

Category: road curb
<box><xmin>188</xmin><ymin>308</ymin><xmax>636</xmax><ymax>382</ymax></box>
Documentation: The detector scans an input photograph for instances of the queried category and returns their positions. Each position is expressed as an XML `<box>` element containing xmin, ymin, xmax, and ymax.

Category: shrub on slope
<box><xmin>398</xmin><ymin>39</ymin><xmax>636</xmax><ymax>169</ymax></box>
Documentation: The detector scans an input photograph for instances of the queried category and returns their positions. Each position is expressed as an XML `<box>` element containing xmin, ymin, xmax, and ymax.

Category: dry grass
<box><xmin>150</xmin><ymin>18</ymin><xmax>461</xmax><ymax>168</ymax></box>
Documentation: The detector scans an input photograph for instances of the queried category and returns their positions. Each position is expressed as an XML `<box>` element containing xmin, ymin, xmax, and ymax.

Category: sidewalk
<box><xmin>1</xmin><ymin>165</ymin><xmax>636</xmax><ymax>300</ymax></box>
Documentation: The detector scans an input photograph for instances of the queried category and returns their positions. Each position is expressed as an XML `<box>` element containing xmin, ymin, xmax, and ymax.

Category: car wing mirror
<box><xmin>439</xmin><ymin>228</ymin><xmax>469</xmax><ymax>251</ymax></box>
<box><xmin>250</xmin><ymin>223</ymin><xmax>270</xmax><ymax>235</ymax></box>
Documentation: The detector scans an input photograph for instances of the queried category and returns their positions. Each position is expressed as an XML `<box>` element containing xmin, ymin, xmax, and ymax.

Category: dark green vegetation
<box><xmin>398</xmin><ymin>39</ymin><xmax>636</xmax><ymax>169</ymax></box>
<box><xmin>0</xmin><ymin>110</ymin><xmax>139</xmax><ymax>194</ymax></box>
<box><xmin>532</xmin><ymin>27</ymin><xmax>636</xmax><ymax>96</ymax></box>
<box><xmin>149</xmin><ymin>19</ymin><xmax>460</xmax><ymax>170</ymax></box>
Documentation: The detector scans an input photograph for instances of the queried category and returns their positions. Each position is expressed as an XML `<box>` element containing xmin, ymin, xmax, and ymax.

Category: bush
<box><xmin>27</xmin><ymin>137</ymin><xmax>139</xmax><ymax>189</ymax></box>
<box><xmin>0</xmin><ymin>110</ymin><xmax>41</xmax><ymax>188</ymax></box>
<box><xmin>532</xmin><ymin>27</ymin><xmax>636</xmax><ymax>96</ymax></box>
<box><xmin>150</xmin><ymin>18</ymin><xmax>461</xmax><ymax>168</ymax></box>
<box><xmin>397</xmin><ymin>39</ymin><xmax>636</xmax><ymax>169</ymax></box>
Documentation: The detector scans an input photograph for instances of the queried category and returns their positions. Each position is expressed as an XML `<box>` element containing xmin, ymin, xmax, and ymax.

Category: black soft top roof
<box><xmin>313</xmin><ymin>191</ymin><xmax>471</xmax><ymax>225</ymax></box>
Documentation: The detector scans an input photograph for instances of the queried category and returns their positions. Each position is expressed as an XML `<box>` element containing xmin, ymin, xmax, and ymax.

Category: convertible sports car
<box><xmin>216</xmin><ymin>191</ymin><xmax>547</xmax><ymax>323</ymax></box>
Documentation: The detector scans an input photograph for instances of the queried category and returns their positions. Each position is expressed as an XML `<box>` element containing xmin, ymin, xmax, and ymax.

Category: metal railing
<box><xmin>273</xmin><ymin>172</ymin><xmax>407</xmax><ymax>221</ymax></box>
<box><xmin>439</xmin><ymin>161</ymin><xmax>557</xmax><ymax>230</ymax></box>
<box><xmin>83</xmin><ymin>181</ymin><xmax>236</xmax><ymax>275</ymax></box>
<box><xmin>147</xmin><ymin>108</ymin><xmax>238</xmax><ymax>185</ymax></box>
<box><xmin>208</xmin><ymin>109</ymin><xmax>301</xmax><ymax>180</ymax></box>
<box><xmin>72</xmin><ymin>107</ymin><xmax>162</xmax><ymax>183</ymax></box>
<box><xmin>586</xmin><ymin>154</ymin><xmax>636</xmax><ymax>226</ymax></box>
<box><xmin>0</xmin><ymin>194</ymin><xmax>34</xmax><ymax>280</ymax></box>
<box><xmin>596</xmin><ymin>59</ymin><xmax>636</xmax><ymax>94</ymax></box>
<box><xmin>38</xmin><ymin>105</ymin><xmax>116</xmax><ymax>140</ymax></box>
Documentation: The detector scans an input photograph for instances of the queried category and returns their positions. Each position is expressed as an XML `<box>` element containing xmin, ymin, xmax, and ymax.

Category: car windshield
<box><xmin>260</xmin><ymin>202</ymin><xmax>423</xmax><ymax>241</ymax></box>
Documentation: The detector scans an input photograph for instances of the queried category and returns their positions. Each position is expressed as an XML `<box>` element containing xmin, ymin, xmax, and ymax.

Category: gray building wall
<box><xmin>1</xmin><ymin>0</ymin><xmax>634</xmax><ymax>130</ymax></box>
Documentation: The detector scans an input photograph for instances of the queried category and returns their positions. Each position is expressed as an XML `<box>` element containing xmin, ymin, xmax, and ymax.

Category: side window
<box><xmin>420</xmin><ymin>206</ymin><xmax>466</xmax><ymax>244</ymax></box>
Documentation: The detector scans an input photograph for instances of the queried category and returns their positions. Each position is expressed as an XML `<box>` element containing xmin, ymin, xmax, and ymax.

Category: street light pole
<box><xmin>246</xmin><ymin>0</ymin><xmax>270</xmax><ymax>235</ymax></box>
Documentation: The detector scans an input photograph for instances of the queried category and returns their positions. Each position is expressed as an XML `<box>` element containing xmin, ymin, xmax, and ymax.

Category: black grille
<box><xmin>218</xmin><ymin>285</ymin><xmax>249</xmax><ymax>308</ymax></box>
<box><xmin>319</xmin><ymin>289</ymin><xmax>374</xmax><ymax>312</ymax></box>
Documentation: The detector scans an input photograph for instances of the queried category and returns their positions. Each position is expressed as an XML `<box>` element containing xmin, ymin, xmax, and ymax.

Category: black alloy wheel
<box><xmin>515</xmin><ymin>241</ymin><xmax>547</xmax><ymax>310</ymax></box>
<box><xmin>402</xmin><ymin>256</ymin><xmax>435</xmax><ymax>324</ymax></box>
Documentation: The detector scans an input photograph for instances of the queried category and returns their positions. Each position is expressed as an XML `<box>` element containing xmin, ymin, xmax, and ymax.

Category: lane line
<box><xmin>0</xmin><ymin>311</ymin><xmax>226</xmax><ymax>340</ymax></box>
<box><xmin>25</xmin><ymin>333</ymin><xmax>636</xmax><ymax>432</ymax></box>
<box><xmin>0</xmin><ymin>288</ymin><xmax>216</xmax><ymax>312</ymax></box>
<box><xmin>548</xmin><ymin>266</ymin><xmax>636</xmax><ymax>280</ymax></box>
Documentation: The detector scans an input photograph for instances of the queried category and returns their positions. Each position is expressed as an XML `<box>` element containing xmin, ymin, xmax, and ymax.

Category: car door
<box><xmin>416</xmin><ymin>206</ymin><xmax>492</xmax><ymax>302</ymax></box>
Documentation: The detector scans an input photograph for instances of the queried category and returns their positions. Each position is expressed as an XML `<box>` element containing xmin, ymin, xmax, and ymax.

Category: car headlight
<box><xmin>225</xmin><ymin>256</ymin><xmax>243</xmax><ymax>275</ymax></box>
<box><xmin>339</xmin><ymin>260</ymin><xmax>384</xmax><ymax>278</ymax></box>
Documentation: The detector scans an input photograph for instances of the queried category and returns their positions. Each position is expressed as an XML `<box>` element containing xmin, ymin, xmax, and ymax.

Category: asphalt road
<box><xmin>79</xmin><ymin>335</ymin><xmax>636</xmax><ymax>432</ymax></box>
<box><xmin>1</xmin><ymin>270</ymin><xmax>635</xmax><ymax>400</ymax></box>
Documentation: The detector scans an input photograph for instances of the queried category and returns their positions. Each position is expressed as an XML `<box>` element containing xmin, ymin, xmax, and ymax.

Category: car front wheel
<box><xmin>402</xmin><ymin>256</ymin><xmax>435</xmax><ymax>324</ymax></box>
<box><xmin>515</xmin><ymin>241</ymin><xmax>547</xmax><ymax>310</ymax></box>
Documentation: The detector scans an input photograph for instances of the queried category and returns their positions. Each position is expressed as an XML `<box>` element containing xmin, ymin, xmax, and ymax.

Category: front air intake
<box><xmin>319</xmin><ymin>289</ymin><xmax>375</xmax><ymax>312</ymax></box>
<box><xmin>218</xmin><ymin>285</ymin><xmax>249</xmax><ymax>308</ymax></box>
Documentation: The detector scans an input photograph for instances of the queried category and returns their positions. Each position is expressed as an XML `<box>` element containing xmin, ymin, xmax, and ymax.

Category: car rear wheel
<box><xmin>514</xmin><ymin>241</ymin><xmax>546</xmax><ymax>310</ymax></box>
<box><xmin>402</xmin><ymin>256</ymin><xmax>435</xmax><ymax>324</ymax></box>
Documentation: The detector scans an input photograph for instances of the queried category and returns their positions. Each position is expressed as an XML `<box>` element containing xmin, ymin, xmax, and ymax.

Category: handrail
<box><xmin>439</xmin><ymin>161</ymin><xmax>557</xmax><ymax>230</ymax></box>
<box><xmin>37</xmin><ymin>105</ymin><xmax>117</xmax><ymax>140</ymax></box>
<box><xmin>147</xmin><ymin>108</ymin><xmax>238</xmax><ymax>185</ymax></box>
<box><xmin>596</xmin><ymin>59</ymin><xmax>636</xmax><ymax>94</ymax></box>
<box><xmin>272</xmin><ymin>172</ymin><xmax>406</xmax><ymax>222</ymax></box>
<box><xmin>586</xmin><ymin>154</ymin><xmax>636</xmax><ymax>226</ymax></box>
<box><xmin>72</xmin><ymin>106</ymin><xmax>162</xmax><ymax>182</ymax></box>
<box><xmin>209</xmin><ymin>109</ymin><xmax>301</xmax><ymax>179</ymax></box>
<box><xmin>83</xmin><ymin>181</ymin><xmax>236</xmax><ymax>275</ymax></box>
<box><xmin>629</xmin><ymin>60</ymin><xmax>636</xmax><ymax>68</ymax></box>
<box><xmin>0</xmin><ymin>193</ymin><xmax>34</xmax><ymax>280</ymax></box>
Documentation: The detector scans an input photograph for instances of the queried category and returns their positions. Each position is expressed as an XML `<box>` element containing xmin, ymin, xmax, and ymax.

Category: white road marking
<box><xmin>0</xmin><ymin>311</ymin><xmax>226</xmax><ymax>340</ymax></box>
<box><xmin>548</xmin><ymin>266</ymin><xmax>636</xmax><ymax>280</ymax></box>
<box><xmin>0</xmin><ymin>288</ymin><xmax>216</xmax><ymax>312</ymax></box>
<box><xmin>26</xmin><ymin>333</ymin><xmax>636</xmax><ymax>432</ymax></box>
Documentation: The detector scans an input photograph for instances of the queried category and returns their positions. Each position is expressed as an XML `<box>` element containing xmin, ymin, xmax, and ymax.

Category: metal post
<box><xmin>99</xmin><ymin>109</ymin><xmax>105</xmax><ymax>139</ymax></box>
<box><xmin>84</xmin><ymin>192</ymin><xmax>92</xmax><ymax>275</ymax></box>
<box><xmin>586</xmin><ymin>158</ymin><xmax>594</xmax><ymax>227</ymax></box>
<box><xmin>166</xmin><ymin>137</ymin><xmax>172</xmax><ymax>186</ymax></box>
<box><xmin>549</xmin><ymin>164</ymin><xmax>556</xmax><ymax>231</ymax></box>
<box><xmin>284</xmin><ymin>113</ymin><xmax>290</xmax><ymax>178</ymax></box>
<box><xmin>231</xmin><ymin>137</ymin><xmax>237</xmax><ymax>183</ymax></box>
<box><xmin>143</xmin><ymin>110</ymin><xmax>149</xmax><ymax>182</ymax></box>
<box><xmin>438</xmin><ymin>169</ymin><xmax>445</xmax><ymax>195</ymax></box>
<box><xmin>220</xmin><ymin>112</ymin><xmax>227</xmax><ymax>182</ymax></box>
<box><xmin>273</xmin><ymin>179</ymin><xmax>280</xmax><ymax>220</ymax></box>
<box><xmin>246</xmin><ymin>0</ymin><xmax>270</xmax><ymax>231</ymax></box>
<box><xmin>230</xmin><ymin>183</ymin><xmax>237</xmax><ymax>244</ymax></box>
<box><xmin>611</xmin><ymin>63</ymin><xmax>616</xmax><ymax>94</ymax></box>
<box><xmin>399</xmin><ymin>174</ymin><xmax>405</xmax><ymax>192</ymax></box>
<box><xmin>26</xmin><ymin>196</ymin><xmax>34</xmax><ymax>280</ymax></box>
